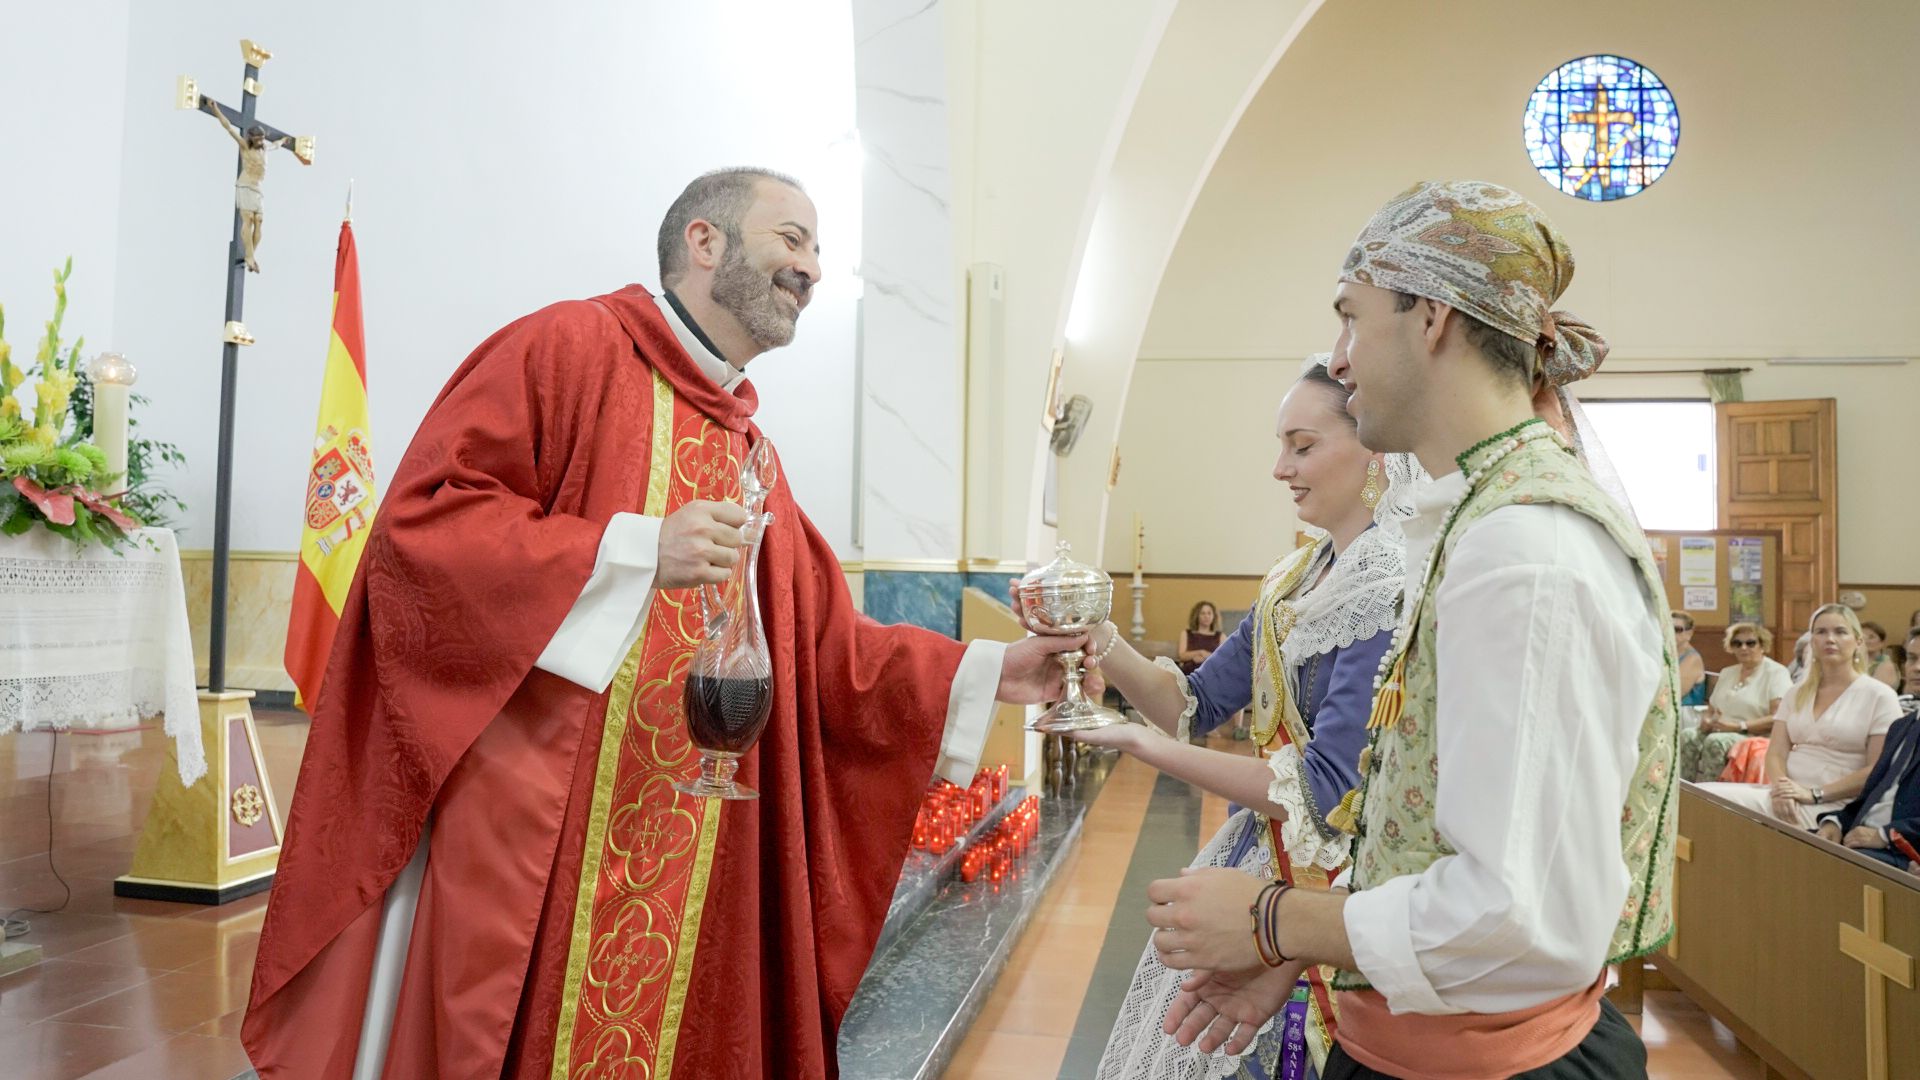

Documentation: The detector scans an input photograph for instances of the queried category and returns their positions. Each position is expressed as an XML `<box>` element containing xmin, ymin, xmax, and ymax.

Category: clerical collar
<box><xmin>655</xmin><ymin>290</ymin><xmax>747</xmax><ymax>393</ymax></box>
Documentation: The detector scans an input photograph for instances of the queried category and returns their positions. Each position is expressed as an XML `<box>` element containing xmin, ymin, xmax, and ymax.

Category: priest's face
<box><xmin>1327</xmin><ymin>281</ymin><xmax>1425</xmax><ymax>453</ymax></box>
<box><xmin>711</xmin><ymin>181</ymin><xmax>822</xmax><ymax>352</ymax></box>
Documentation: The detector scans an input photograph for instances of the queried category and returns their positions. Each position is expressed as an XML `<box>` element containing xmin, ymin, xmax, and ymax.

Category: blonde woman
<box><xmin>1700</xmin><ymin>604</ymin><xmax>1902</xmax><ymax>827</ymax></box>
<box><xmin>1677</xmin><ymin>623</ymin><xmax>1790</xmax><ymax>783</ymax></box>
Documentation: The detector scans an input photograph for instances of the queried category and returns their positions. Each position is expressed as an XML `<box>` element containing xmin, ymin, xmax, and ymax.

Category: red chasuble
<box><xmin>243</xmin><ymin>286</ymin><xmax>968</xmax><ymax>1079</ymax></box>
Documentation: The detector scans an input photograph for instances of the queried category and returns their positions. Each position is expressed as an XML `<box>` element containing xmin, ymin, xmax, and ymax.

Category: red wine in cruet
<box><xmin>683</xmin><ymin>674</ymin><xmax>773</xmax><ymax>753</ymax></box>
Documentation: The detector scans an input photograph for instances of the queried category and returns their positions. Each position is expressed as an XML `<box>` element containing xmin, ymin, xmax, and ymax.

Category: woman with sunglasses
<box><xmin>1678</xmin><ymin>622</ymin><xmax>1791</xmax><ymax>783</ymax></box>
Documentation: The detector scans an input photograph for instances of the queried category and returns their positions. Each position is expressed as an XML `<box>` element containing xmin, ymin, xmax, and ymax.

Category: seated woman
<box><xmin>1678</xmin><ymin>623</ymin><xmax>1791</xmax><ymax>783</ymax></box>
<box><xmin>1700</xmin><ymin>604</ymin><xmax>1902</xmax><ymax>828</ymax></box>
<box><xmin>1673</xmin><ymin>612</ymin><xmax>1707</xmax><ymax>708</ymax></box>
<box><xmin>1043</xmin><ymin>359</ymin><xmax>1411</xmax><ymax>1078</ymax></box>
<box><xmin>1862</xmin><ymin>620</ymin><xmax>1903</xmax><ymax>689</ymax></box>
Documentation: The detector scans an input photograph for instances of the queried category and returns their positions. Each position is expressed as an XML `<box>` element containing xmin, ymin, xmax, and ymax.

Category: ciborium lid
<box><xmin>1019</xmin><ymin>541</ymin><xmax>1109</xmax><ymax>593</ymax></box>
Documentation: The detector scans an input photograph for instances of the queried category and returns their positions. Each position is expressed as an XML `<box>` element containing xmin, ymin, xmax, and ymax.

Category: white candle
<box><xmin>89</xmin><ymin>353</ymin><xmax>137</xmax><ymax>490</ymax></box>
<box><xmin>1132</xmin><ymin>516</ymin><xmax>1145</xmax><ymax>585</ymax></box>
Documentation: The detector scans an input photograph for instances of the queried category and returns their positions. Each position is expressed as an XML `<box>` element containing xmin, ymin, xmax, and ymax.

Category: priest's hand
<box><xmin>1817</xmin><ymin>820</ymin><xmax>1843</xmax><ymax>844</ymax></box>
<box><xmin>1145</xmin><ymin>867</ymin><xmax>1266</xmax><ymax>973</ymax></box>
<box><xmin>657</xmin><ymin>500</ymin><xmax>748</xmax><ymax>589</ymax></box>
<box><xmin>1162</xmin><ymin>961</ymin><xmax>1305</xmax><ymax>1055</ymax></box>
<box><xmin>996</xmin><ymin>634</ymin><xmax>1097</xmax><ymax>703</ymax></box>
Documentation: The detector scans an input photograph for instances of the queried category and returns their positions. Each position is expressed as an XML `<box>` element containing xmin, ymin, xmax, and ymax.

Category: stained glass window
<box><xmin>1523</xmin><ymin>54</ymin><xmax>1679</xmax><ymax>202</ymax></box>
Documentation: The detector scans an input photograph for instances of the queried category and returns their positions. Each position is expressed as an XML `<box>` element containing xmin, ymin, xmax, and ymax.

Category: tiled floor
<box><xmin>0</xmin><ymin>709</ymin><xmax>308</xmax><ymax>1080</ymax></box>
<box><xmin>1</xmin><ymin>715</ymin><xmax>1768</xmax><ymax>1079</ymax></box>
<box><xmin>950</xmin><ymin>730</ymin><xmax>1770</xmax><ymax>1080</ymax></box>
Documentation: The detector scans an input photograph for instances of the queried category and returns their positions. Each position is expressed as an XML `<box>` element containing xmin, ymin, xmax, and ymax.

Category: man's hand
<box><xmin>996</xmin><ymin>635</ymin><xmax>1094</xmax><ymax>703</ymax></box>
<box><xmin>1817</xmin><ymin>820</ymin><xmax>1843</xmax><ymax>844</ymax></box>
<box><xmin>1144</xmin><ymin>867</ymin><xmax>1268</xmax><ymax>973</ymax></box>
<box><xmin>1845</xmin><ymin>825</ymin><xmax>1889</xmax><ymax>850</ymax></box>
<box><xmin>1163</xmin><ymin>962</ymin><xmax>1305</xmax><ymax>1055</ymax></box>
<box><xmin>656</xmin><ymin>501</ymin><xmax>747</xmax><ymax>589</ymax></box>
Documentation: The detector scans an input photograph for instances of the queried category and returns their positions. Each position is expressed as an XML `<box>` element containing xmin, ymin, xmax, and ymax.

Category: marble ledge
<box><xmin>838</xmin><ymin>793</ymin><xmax>1092</xmax><ymax>1080</ymax></box>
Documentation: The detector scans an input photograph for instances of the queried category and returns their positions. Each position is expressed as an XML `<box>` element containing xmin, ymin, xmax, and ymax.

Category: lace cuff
<box><xmin>1266</xmin><ymin>744</ymin><xmax>1349</xmax><ymax>871</ymax></box>
<box><xmin>1152</xmin><ymin>655</ymin><xmax>1200</xmax><ymax>739</ymax></box>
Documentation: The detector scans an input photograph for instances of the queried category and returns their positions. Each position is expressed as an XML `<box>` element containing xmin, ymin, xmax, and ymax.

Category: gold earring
<box><xmin>1360</xmin><ymin>460</ymin><xmax>1383</xmax><ymax>509</ymax></box>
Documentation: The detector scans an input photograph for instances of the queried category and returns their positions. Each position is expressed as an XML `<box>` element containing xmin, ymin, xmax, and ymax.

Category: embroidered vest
<box><xmin>1334</xmin><ymin>428</ymin><xmax>1679</xmax><ymax>991</ymax></box>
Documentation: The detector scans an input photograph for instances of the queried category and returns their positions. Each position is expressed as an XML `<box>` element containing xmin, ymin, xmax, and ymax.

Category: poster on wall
<box><xmin>1684</xmin><ymin>586</ymin><xmax>1719</xmax><ymax>612</ymax></box>
<box><xmin>1679</xmin><ymin>537</ymin><xmax>1717</xmax><ymax>587</ymax></box>
<box><xmin>1647</xmin><ymin>534</ymin><xmax>1670</xmax><ymax>583</ymax></box>
<box><xmin>1730</xmin><ymin>583</ymin><xmax>1763</xmax><ymax>624</ymax></box>
<box><xmin>1730</xmin><ymin>537</ymin><xmax>1764</xmax><ymax>584</ymax></box>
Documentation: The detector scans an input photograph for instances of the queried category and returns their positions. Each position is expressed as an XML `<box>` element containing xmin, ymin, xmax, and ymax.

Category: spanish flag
<box><xmin>285</xmin><ymin>220</ymin><xmax>376</xmax><ymax>711</ymax></box>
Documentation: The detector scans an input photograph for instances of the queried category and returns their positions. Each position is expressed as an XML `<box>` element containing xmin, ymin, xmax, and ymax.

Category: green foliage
<box><xmin>0</xmin><ymin>262</ymin><xmax>188</xmax><ymax>546</ymax></box>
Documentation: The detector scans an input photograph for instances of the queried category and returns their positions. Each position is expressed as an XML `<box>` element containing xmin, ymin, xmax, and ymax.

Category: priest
<box><xmin>243</xmin><ymin>167</ymin><xmax>1081</xmax><ymax>1079</ymax></box>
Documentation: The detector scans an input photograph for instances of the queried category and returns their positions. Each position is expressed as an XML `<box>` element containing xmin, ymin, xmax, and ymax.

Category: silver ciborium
<box><xmin>1016</xmin><ymin>541</ymin><xmax>1128</xmax><ymax>732</ymax></box>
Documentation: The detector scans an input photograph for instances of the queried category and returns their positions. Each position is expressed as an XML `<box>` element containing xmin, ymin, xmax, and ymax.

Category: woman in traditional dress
<box><xmin>1700</xmin><ymin>604</ymin><xmax>1901</xmax><ymax>827</ymax></box>
<box><xmin>1047</xmin><ymin>359</ymin><xmax>1415</xmax><ymax>1079</ymax></box>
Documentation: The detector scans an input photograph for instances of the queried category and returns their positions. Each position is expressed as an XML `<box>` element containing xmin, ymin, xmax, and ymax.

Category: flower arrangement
<box><xmin>0</xmin><ymin>260</ymin><xmax>141</xmax><ymax>546</ymax></box>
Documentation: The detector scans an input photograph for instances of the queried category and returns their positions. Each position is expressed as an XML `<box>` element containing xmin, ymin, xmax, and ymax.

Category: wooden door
<box><xmin>1716</xmin><ymin>400</ymin><xmax>1837</xmax><ymax>657</ymax></box>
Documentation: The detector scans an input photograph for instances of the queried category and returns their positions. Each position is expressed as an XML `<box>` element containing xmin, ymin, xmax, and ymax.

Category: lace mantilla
<box><xmin>1096</xmin><ymin>810</ymin><xmax>1282</xmax><ymax>1079</ymax></box>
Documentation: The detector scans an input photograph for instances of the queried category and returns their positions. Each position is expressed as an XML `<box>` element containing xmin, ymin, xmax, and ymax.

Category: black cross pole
<box><xmin>179</xmin><ymin>40</ymin><xmax>312</xmax><ymax>693</ymax></box>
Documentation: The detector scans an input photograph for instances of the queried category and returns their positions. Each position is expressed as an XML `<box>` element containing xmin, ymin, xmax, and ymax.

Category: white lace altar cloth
<box><xmin>0</xmin><ymin>528</ymin><xmax>206</xmax><ymax>786</ymax></box>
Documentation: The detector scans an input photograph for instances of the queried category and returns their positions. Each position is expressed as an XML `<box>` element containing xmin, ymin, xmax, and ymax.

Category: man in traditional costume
<box><xmin>1143</xmin><ymin>181</ymin><xmax>1679</xmax><ymax>1079</ymax></box>
<box><xmin>243</xmin><ymin>167</ymin><xmax>1084</xmax><ymax>1079</ymax></box>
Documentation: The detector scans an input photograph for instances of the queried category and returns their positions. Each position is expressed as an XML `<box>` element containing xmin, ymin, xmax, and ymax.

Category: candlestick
<box><xmin>1130</xmin><ymin>581</ymin><xmax>1148</xmax><ymax>641</ymax></box>
<box><xmin>89</xmin><ymin>352</ymin><xmax>138</xmax><ymax>489</ymax></box>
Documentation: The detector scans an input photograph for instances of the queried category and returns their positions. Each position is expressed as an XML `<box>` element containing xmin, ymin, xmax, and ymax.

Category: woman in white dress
<box><xmin>1700</xmin><ymin>604</ymin><xmax>1901</xmax><ymax>828</ymax></box>
<box><xmin>1678</xmin><ymin>622</ymin><xmax>1791</xmax><ymax>782</ymax></box>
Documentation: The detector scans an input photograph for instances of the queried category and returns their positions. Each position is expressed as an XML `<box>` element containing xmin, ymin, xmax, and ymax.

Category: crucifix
<box><xmin>1568</xmin><ymin>87</ymin><xmax>1636</xmax><ymax>191</ymax></box>
<box><xmin>177</xmin><ymin>39</ymin><xmax>314</xmax><ymax>693</ymax></box>
<box><xmin>1838</xmin><ymin>884</ymin><xmax>1914</xmax><ymax>1080</ymax></box>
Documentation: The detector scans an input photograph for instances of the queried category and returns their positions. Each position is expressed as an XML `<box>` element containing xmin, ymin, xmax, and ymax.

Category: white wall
<box><xmin>80</xmin><ymin>0</ymin><xmax>862</xmax><ymax>552</ymax></box>
<box><xmin>0</xmin><ymin>1</ymin><xmax>131</xmax><ymax>382</ymax></box>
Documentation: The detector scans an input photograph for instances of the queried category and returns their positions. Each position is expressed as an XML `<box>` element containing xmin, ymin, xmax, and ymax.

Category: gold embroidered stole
<box><xmin>547</xmin><ymin>369</ymin><xmax>741</xmax><ymax>1080</ymax></box>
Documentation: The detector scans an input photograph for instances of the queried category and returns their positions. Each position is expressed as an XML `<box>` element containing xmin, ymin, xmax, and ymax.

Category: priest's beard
<box><xmin>711</xmin><ymin>243</ymin><xmax>804</xmax><ymax>350</ymax></box>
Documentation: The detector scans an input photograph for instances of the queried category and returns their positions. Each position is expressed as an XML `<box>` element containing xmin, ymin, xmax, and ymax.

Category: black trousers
<box><xmin>1320</xmin><ymin>999</ymin><xmax>1646</xmax><ymax>1080</ymax></box>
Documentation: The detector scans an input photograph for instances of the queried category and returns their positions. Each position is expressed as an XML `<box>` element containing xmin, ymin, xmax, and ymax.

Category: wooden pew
<box><xmin>1656</xmin><ymin>783</ymin><xmax>1918</xmax><ymax>1080</ymax></box>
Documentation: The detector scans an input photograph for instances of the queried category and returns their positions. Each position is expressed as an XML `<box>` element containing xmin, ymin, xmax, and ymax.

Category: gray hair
<box><xmin>656</xmin><ymin>167</ymin><xmax>805</xmax><ymax>286</ymax></box>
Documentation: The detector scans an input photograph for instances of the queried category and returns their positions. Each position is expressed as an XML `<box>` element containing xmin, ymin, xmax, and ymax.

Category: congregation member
<box><xmin>1863</xmin><ymin>620</ymin><xmax>1903</xmax><ymax>689</ymax></box>
<box><xmin>1815</xmin><ymin>693</ymin><xmax>1920</xmax><ymax>873</ymax></box>
<box><xmin>1678</xmin><ymin>622</ymin><xmax>1789</xmax><ymax>783</ymax></box>
<box><xmin>1699</xmin><ymin>604</ymin><xmax>1901</xmax><ymax>828</ymax></box>
<box><xmin>1139</xmin><ymin>181</ymin><xmax>1675</xmax><ymax>1079</ymax></box>
<box><xmin>1674</xmin><ymin>612</ymin><xmax>1708</xmax><ymax>708</ymax></box>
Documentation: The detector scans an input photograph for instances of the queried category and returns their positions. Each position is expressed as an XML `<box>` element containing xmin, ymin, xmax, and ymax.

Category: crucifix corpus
<box><xmin>177</xmin><ymin>38</ymin><xmax>314</xmax><ymax>692</ymax></box>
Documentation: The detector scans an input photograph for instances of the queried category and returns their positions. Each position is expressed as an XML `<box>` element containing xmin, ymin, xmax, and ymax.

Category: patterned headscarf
<box><xmin>1339</xmin><ymin>180</ymin><xmax>1608</xmax><ymax>392</ymax></box>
